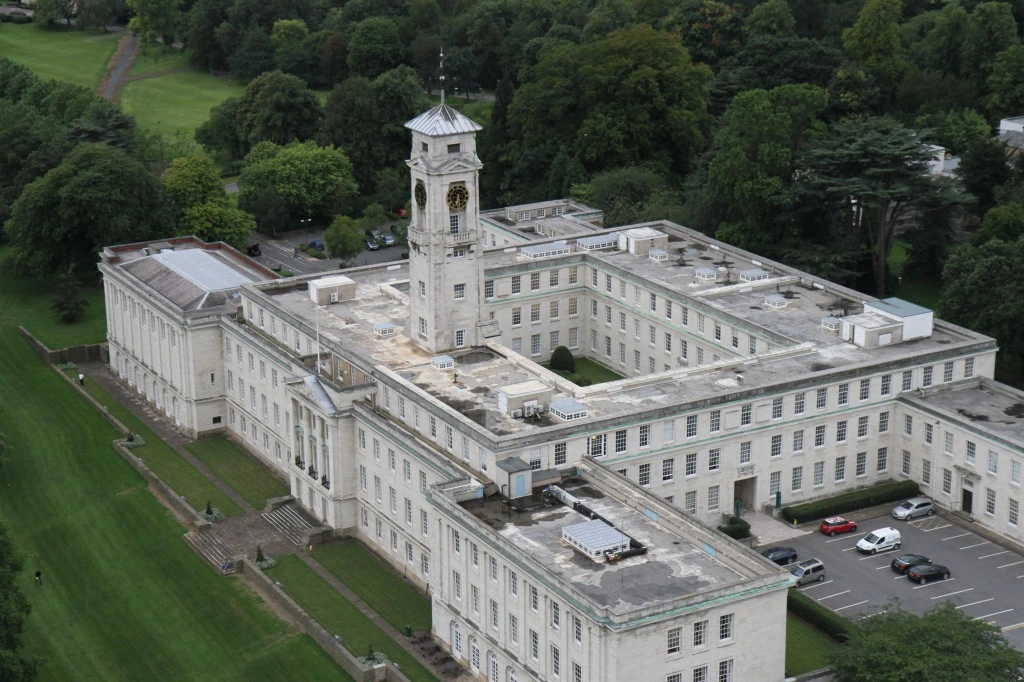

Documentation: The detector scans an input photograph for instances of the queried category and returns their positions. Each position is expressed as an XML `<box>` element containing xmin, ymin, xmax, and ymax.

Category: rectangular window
<box><xmin>1013</xmin><ymin>459</ymin><xmax>1021</xmax><ymax>485</ymax></box>
<box><xmin>714</xmin><ymin>322</ymin><xmax>722</xmax><ymax>341</ymax></box>
<box><xmin>684</xmin><ymin>490</ymin><xmax>697</xmax><ymax>512</ymax></box>
<box><xmin>771</xmin><ymin>435</ymin><xmax>782</xmax><ymax>458</ymax></box>
<box><xmin>858</xmin><ymin>415</ymin><xmax>869</xmax><ymax>438</ymax></box>
<box><xmin>708</xmin><ymin>448</ymin><xmax>721</xmax><ymax>471</ymax></box>
<box><xmin>944</xmin><ymin>361</ymin><xmax>954</xmax><ymax>383</ymax></box>
<box><xmin>740</xmin><ymin>441</ymin><xmax>751</xmax><ymax>464</ymax></box>
<box><xmin>986</xmin><ymin>488</ymin><xmax>997</xmax><ymax>515</ymax></box>
<box><xmin>640</xmin><ymin>424</ymin><xmax>651</xmax><ymax>448</ymax></box>
<box><xmin>639</xmin><ymin>463</ymin><xmax>651</xmax><ymax>487</ymax></box>
<box><xmin>816</xmin><ymin>388</ymin><xmax>827</xmax><ymax>409</ymax></box>
<box><xmin>667</xmin><ymin>627</ymin><xmax>682</xmax><ymax>654</ymax></box>
<box><xmin>1011</xmin><ymin>498</ymin><xmax>1020</xmax><ymax>526</ymax></box>
<box><xmin>879</xmin><ymin>411</ymin><xmax>890</xmax><ymax>433</ymax></box>
<box><xmin>708</xmin><ymin>485</ymin><xmax>720</xmax><ymax>511</ymax></box>
<box><xmin>531</xmin><ymin>272</ymin><xmax>541</xmax><ymax>291</ymax></box>
<box><xmin>772</xmin><ymin>397</ymin><xmax>783</xmax><ymax>420</ymax></box>
<box><xmin>740</xmin><ymin>404</ymin><xmax>752</xmax><ymax>426</ymax></box>
<box><xmin>814</xmin><ymin>425</ymin><xmax>826</xmax><ymax>447</ymax></box>
<box><xmin>967</xmin><ymin>441</ymin><xmax>976</xmax><ymax>463</ymax></box>
<box><xmin>532</xmin><ymin>303</ymin><xmax>542</xmax><ymax>323</ymax></box>
<box><xmin>531</xmin><ymin>334</ymin><xmax>541</xmax><ymax>356</ymax></box>
<box><xmin>904</xmin><ymin>414</ymin><xmax>913</xmax><ymax>436</ymax></box>
<box><xmin>453</xmin><ymin>283</ymin><xmax>465</xmax><ymax>300</ymax></box>
<box><xmin>551</xmin><ymin>646</ymin><xmax>560</xmax><ymax>676</ymax></box>
<box><xmin>693</xmin><ymin>620</ymin><xmax>708</xmax><ymax>648</ymax></box>
<box><xmin>573</xmin><ymin>616</ymin><xmax>582</xmax><ymax>644</ymax></box>
<box><xmin>813</xmin><ymin>461</ymin><xmax>825</xmax><ymax>487</ymax></box>
<box><xmin>859</xmin><ymin>379</ymin><xmax>870</xmax><ymax>401</ymax></box>
<box><xmin>902</xmin><ymin>370</ymin><xmax>913</xmax><ymax>392</ymax></box>
<box><xmin>686</xmin><ymin>453</ymin><xmax>698</xmax><ymax>476</ymax></box>
<box><xmin>902</xmin><ymin>449</ymin><xmax>911</xmax><ymax>475</ymax></box>
<box><xmin>794</xmin><ymin>393</ymin><xmax>805</xmax><ymax>415</ymax></box>
<box><xmin>709</xmin><ymin>410</ymin><xmax>721</xmax><ymax>432</ymax></box>
<box><xmin>877</xmin><ymin>447</ymin><xmax>889</xmax><ymax>472</ymax></box>
<box><xmin>550</xmin><ymin>269</ymin><xmax>559</xmax><ymax>287</ymax></box>
<box><xmin>662</xmin><ymin>458</ymin><xmax>675</xmax><ymax>482</ymax></box>
<box><xmin>792</xmin><ymin>466</ymin><xmax>803</xmax><ymax>492</ymax></box>
<box><xmin>835</xmin><ymin>456</ymin><xmax>846</xmax><ymax>482</ymax></box>
<box><xmin>569</xmin><ymin>266</ymin><xmax>578</xmax><ymax>285</ymax></box>
<box><xmin>881</xmin><ymin>374</ymin><xmax>892</xmax><ymax>395</ymax></box>
<box><xmin>770</xmin><ymin>471</ymin><xmax>781</xmax><ymax>495</ymax></box>
<box><xmin>552</xmin><ymin>602</ymin><xmax>561</xmax><ymax>629</ymax></box>
<box><xmin>484</xmin><ymin>280</ymin><xmax>494</xmax><ymax>299</ymax></box>
<box><xmin>793</xmin><ymin>430</ymin><xmax>804</xmax><ymax>453</ymax></box>
<box><xmin>664</xmin><ymin>332</ymin><xmax>672</xmax><ymax>353</ymax></box>
<box><xmin>965</xmin><ymin>357</ymin><xmax>975</xmax><ymax>378</ymax></box>
<box><xmin>530</xmin><ymin>629</ymin><xmax>539</xmax><ymax>660</ymax></box>
<box><xmin>989</xmin><ymin>450</ymin><xmax>999</xmax><ymax>474</ymax></box>
<box><xmin>568</xmin><ymin>297</ymin><xmax>578</xmax><ymax>316</ymax></box>
<box><xmin>663</xmin><ymin>419</ymin><xmax>675</xmax><ymax>442</ymax></box>
<box><xmin>923</xmin><ymin>366</ymin><xmax>933</xmax><ymax>387</ymax></box>
<box><xmin>719</xmin><ymin>613</ymin><xmax>733</xmax><ymax>641</ymax></box>
<box><xmin>922</xmin><ymin>459</ymin><xmax>931</xmax><ymax>485</ymax></box>
<box><xmin>856</xmin><ymin>451</ymin><xmax>867</xmax><ymax>476</ymax></box>
<box><xmin>555</xmin><ymin>442</ymin><xmax>567</xmax><ymax>466</ymax></box>
<box><xmin>718</xmin><ymin>659</ymin><xmax>733</xmax><ymax>682</ymax></box>
<box><xmin>924</xmin><ymin>422</ymin><xmax>934</xmax><ymax>444</ymax></box>
<box><xmin>687</xmin><ymin>414</ymin><xmax>698</xmax><ymax>438</ymax></box>
<box><xmin>511</xmin><ymin>275</ymin><xmax>521</xmax><ymax>294</ymax></box>
<box><xmin>693</xmin><ymin>667</ymin><xmax>708</xmax><ymax>682</ymax></box>
<box><xmin>943</xmin><ymin>467</ymin><xmax>953</xmax><ymax>494</ymax></box>
<box><xmin>836</xmin><ymin>420</ymin><xmax>847</xmax><ymax>443</ymax></box>
<box><xmin>838</xmin><ymin>383</ymin><xmax>849</xmax><ymax>405</ymax></box>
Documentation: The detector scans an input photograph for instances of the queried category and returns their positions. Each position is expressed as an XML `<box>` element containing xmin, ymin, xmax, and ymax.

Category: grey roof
<box><xmin>521</xmin><ymin>241</ymin><xmax>570</xmax><ymax>257</ymax></box>
<box><xmin>870</xmin><ymin>297</ymin><xmax>932</xmax><ymax>318</ymax></box>
<box><xmin>563</xmin><ymin>519</ymin><xmax>630</xmax><ymax>552</ymax></box>
<box><xmin>303</xmin><ymin>375</ymin><xmax>337</xmax><ymax>413</ymax></box>
<box><xmin>551</xmin><ymin>398</ymin><xmax>587</xmax><ymax>414</ymax></box>
<box><xmin>497</xmin><ymin>457</ymin><xmax>532</xmax><ymax>474</ymax></box>
<box><xmin>997</xmin><ymin>131</ymin><xmax>1024</xmax><ymax>149</ymax></box>
<box><xmin>576</xmin><ymin>233</ymin><xmax>619</xmax><ymax>247</ymax></box>
<box><xmin>405</xmin><ymin>104</ymin><xmax>482</xmax><ymax>136</ymax></box>
<box><xmin>121</xmin><ymin>248</ymin><xmax>260</xmax><ymax>311</ymax></box>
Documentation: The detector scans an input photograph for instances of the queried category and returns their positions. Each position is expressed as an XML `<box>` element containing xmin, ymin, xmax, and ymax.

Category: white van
<box><xmin>856</xmin><ymin>527</ymin><xmax>902</xmax><ymax>554</ymax></box>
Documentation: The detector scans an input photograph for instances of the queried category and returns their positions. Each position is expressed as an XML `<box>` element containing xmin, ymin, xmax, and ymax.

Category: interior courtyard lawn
<box><xmin>785</xmin><ymin>613</ymin><xmax>839</xmax><ymax>676</ymax></box>
<box><xmin>267</xmin><ymin>556</ymin><xmax>439</xmax><ymax>682</ymax></box>
<box><xmin>120</xmin><ymin>69</ymin><xmax>246</xmax><ymax>143</ymax></box>
<box><xmin>313</xmin><ymin>541</ymin><xmax>432</xmax><ymax>632</ymax></box>
<box><xmin>0</xmin><ymin>328</ymin><xmax>344</xmax><ymax>679</ymax></box>
<box><xmin>187</xmin><ymin>437</ymin><xmax>289</xmax><ymax>509</ymax></box>
<box><xmin>0</xmin><ymin>23</ymin><xmax>119</xmax><ymax>88</ymax></box>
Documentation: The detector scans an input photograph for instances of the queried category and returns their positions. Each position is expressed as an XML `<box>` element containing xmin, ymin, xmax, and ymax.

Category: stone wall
<box><xmin>18</xmin><ymin>325</ymin><xmax>106</xmax><ymax>364</ymax></box>
<box><xmin>238</xmin><ymin>558</ymin><xmax>413</xmax><ymax>682</ymax></box>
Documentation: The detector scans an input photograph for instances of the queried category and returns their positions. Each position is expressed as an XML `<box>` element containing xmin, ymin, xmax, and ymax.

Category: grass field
<box><xmin>0</xmin><ymin>24</ymin><xmax>118</xmax><ymax>88</ymax></box>
<box><xmin>267</xmin><ymin>556</ymin><xmax>439</xmax><ymax>682</ymax></box>
<box><xmin>130</xmin><ymin>44</ymin><xmax>190</xmax><ymax>76</ymax></box>
<box><xmin>785</xmin><ymin>613</ymin><xmax>839</xmax><ymax>676</ymax></box>
<box><xmin>313</xmin><ymin>541</ymin><xmax>432</xmax><ymax>632</ymax></box>
<box><xmin>888</xmin><ymin>239</ymin><xmax>942</xmax><ymax>309</ymax></box>
<box><xmin>0</xmin><ymin>285</ymin><xmax>344</xmax><ymax>680</ymax></box>
<box><xmin>121</xmin><ymin>69</ymin><xmax>246</xmax><ymax>142</ymax></box>
<box><xmin>187</xmin><ymin>437</ymin><xmax>289</xmax><ymax>509</ymax></box>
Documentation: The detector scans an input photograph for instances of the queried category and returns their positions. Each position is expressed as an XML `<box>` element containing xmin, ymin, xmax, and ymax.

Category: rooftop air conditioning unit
<box><xmin>524</xmin><ymin>405</ymin><xmax>536</xmax><ymax>418</ymax></box>
<box><xmin>512</xmin><ymin>409</ymin><xmax>524</xmax><ymax>419</ymax></box>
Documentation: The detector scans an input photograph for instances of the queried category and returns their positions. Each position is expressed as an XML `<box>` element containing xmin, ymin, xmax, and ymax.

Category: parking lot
<box><xmin>784</xmin><ymin>513</ymin><xmax>1024</xmax><ymax>649</ymax></box>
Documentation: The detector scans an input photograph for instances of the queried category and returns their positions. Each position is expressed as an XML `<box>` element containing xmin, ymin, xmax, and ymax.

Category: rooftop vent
<box><xmin>373</xmin><ymin>322</ymin><xmax>396</xmax><ymax>338</ymax></box>
<box><xmin>430</xmin><ymin>354</ymin><xmax>455</xmax><ymax>370</ymax></box>
<box><xmin>575</xmin><ymin>234</ymin><xmax>619</xmax><ymax>251</ymax></box>
<box><xmin>309</xmin><ymin>275</ymin><xmax>356</xmax><ymax>305</ymax></box>
<box><xmin>821</xmin><ymin>316</ymin><xmax>840</xmax><ymax>333</ymax></box>
<box><xmin>496</xmin><ymin>380</ymin><xmax>552</xmax><ymax>417</ymax></box>
<box><xmin>764</xmin><ymin>294</ymin><xmax>787</xmax><ymax>309</ymax></box>
<box><xmin>520</xmin><ymin>240</ymin><xmax>570</xmax><ymax>259</ymax></box>
<box><xmin>562</xmin><ymin>519</ymin><xmax>630</xmax><ymax>561</ymax></box>
<box><xmin>740</xmin><ymin>268</ymin><xmax>771</xmax><ymax>282</ymax></box>
<box><xmin>550</xmin><ymin>397</ymin><xmax>588</xmax><ymax>422</ymax></box>
<box><xmin>649</xmin><ymin>248</ymin><xmax>668</xmax><ymax>262</ymax></box>
<box><xmin>695</xmin><ymin>267</ymin><xmax>717</xmax><ymax>281</ymax></box>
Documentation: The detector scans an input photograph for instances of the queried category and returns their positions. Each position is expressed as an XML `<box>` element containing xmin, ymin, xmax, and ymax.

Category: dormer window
<box><xmin>447</xmin><ymin>143</ymin><xmax>461</xmax><ymax>153</ymax></box>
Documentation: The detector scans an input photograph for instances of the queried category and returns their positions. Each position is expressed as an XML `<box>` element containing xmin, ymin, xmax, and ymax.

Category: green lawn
<box><xmin>267</xmin><ymin>556</ymin><xmax>439</xmax><ymax>682</ymax></box>
<box><xmin>0</xmin><ymin>248</ymin><xmax>107</xmax><ymax>349</ymax></box>
<box><xmin>67</xmin><ymin>373</ymin><xmax>243</xmax><ymax>517</ymax></box>
<box><xmin>0</xmin><ymin>296</ymin><xmax>344</xmax><ymax>680</ymax></box>
<box><xmin>129</xmin><ymin>44</ymin><xmax>190</xmax><ymax>76</ymax></box>
<box><xmin>313</xmin><ymin>541</ymin><xmax>432</xmax><ymax>632</ymax></box>
<box><xmin>574</xmin><ymin>357</ymin><xmax>626</xmax><ymax>383</ymax></box>
<box><xmin>888</xmin><ymin>239</ymin><xmax>941</xmax><ymax>309</ymax></box>
<box><xmin>187</xmin><ymin>437</ymin><xmax>289</xmax><ymax>509</ymax></box>
<box><xmin>121</xmin><ymin>69</ymin><xmax>246</xmax><ymax>142</ymax></box>
<box><xmin>785</xmin><ymin>613</ymin><xmax>839</xmax><ymax>676</ymax></box>
<box><xmin>0</xmin><ymin>24</ymin><xmax>119</xmax><ymax>88</ymax></box>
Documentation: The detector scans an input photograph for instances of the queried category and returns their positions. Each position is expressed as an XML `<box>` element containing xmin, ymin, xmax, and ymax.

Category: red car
<box><xmin>819</xmin><ymin>516</ymin><xmax>858</xmax><ymax>536</ymax></box>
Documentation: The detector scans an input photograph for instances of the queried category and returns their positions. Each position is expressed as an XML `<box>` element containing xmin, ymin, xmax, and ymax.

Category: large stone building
<box><xmin>100</xmin><ymin>104</ymin><xmax>1024</xmax><ymax>681</ymax></box>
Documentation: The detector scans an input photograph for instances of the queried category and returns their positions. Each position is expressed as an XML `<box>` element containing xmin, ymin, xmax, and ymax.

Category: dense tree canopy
<box><xmin>0</xmin><ymin>521</ymin><xmax>35</xmax><ymax>682</ymax></box>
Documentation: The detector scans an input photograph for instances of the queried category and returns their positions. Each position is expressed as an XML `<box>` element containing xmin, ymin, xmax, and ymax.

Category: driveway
<box><xmin>786</xmin><ymin>513</ymin><xmax>1024</xmax><ymax>649</ymax></box>
<box><xmin>249</xmin><ymin>230</ymin><xmax>406</xmax><ymax>276</ymax></box>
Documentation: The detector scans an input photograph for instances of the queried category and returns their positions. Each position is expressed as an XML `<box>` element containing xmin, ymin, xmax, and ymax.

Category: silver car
<box><xmin>789</xmin><ymin>559</ymin><xmax>826</xmax><ymax>586</ymax></box>
<box><xmin>892</xmin><ymin>497</ymin><xmax>934</xmax><ymax>520</ymax></box>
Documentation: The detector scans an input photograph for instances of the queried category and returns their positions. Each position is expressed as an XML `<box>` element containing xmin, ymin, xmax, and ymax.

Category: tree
<box><xmin>550</xmin><ymin>345</ymin><xmax>575</xmax><ymax>372</ymax></box>
<box><xmin>986</xmin><ymin>45</ymin><xmax>1024</xmax><ymax>119</ymax></box>
<box><xmin>743</xmin><ymin>0</ymin><xmax>796</xmax><ymax>37</ymax></box>
<box><xmin>195</xmin><ymin>97</ymin><xmax>245</xmax><ymax>161</ymax></box>
<box><xmin>0</xmin><ymin>521</ymin><xmax>36</xmax><ymax>682</ymax></box>
<box><xmin>958</xmin><ymin>139</ymin><xmax>1012</xmax><ymax>215</ymax></box>
<box><xmin>51</xmin><ymin>268</ymin><xmax>89</xmax><ymax>323</ymax></box>
<box><xmin>33</xmin><ymin>0</ymin><xmax>76</xmax><ymax>25</ymax></box>
<box><xmin>180</xmin><ymin>0</ymin><xmax>232</xmax><ymax>71</ymax></box>
<box><xmin>323</xmin><ymin>214</ymin><xmax>364</xmax><ymax>262</ymax></box>
<box><xmin>915</xmin><ymin>3</ymin><xmax>969</xmax><ymax>77</ymax></box>
<box><xmin>238</xmin><ymin>141</ymin><xmax>357</xmax><ymax>223</ymax></box>
<box><xmin>127</xmin><ymin>0</ymin><xmax>181</xmax><ymax>46</ymax></box>
<box><xmin>162</xmin><ymin>154</ymin><xmax>223</xmax><ymax>216</ymax></box>
<box><xmin>178</xmin><ymin>201</ymin><xmax>255</xmax><ymax>249</ymax></box>
<box><xmin>930</xmin><ymin>108</ymin><xmax>990</xmax><ymax>156</ymax></box>
<box><xmin>962</xmin><ymin>1</ymin><xmax>1019</xmax><ymax>82</ymax></box>
<box><xmin>798</xmin><ymin>115</ymin><xmax>965</xmax><ymax>296</ymax></box>
<box><xmin>842</xmin><ymin>0</ymin><xmax>907</xmax><ymax>105</ymax></box>
<box><xmin>271</xmin><ymin>19</ymin><xmax>316</xmax><ymax>81</ymax></box>
<box><xmin>235</xmin><ymin>71</ymin><xmax>322</xmax><ymax>153</ymax></box>
<box><xmin>227</xmin><ymin>29</ymin><xmax>276</xmax><ymax>82</ymax></box>
<box><xmin>831</xmin><ymin>602</ymin><xmax>1024</xmax><ymax>681</ymax></box>
<box><xmin>668</xmin><ymin>0</ymin><xmax>745</xmax><ymax>67</ymax></box>
<box><xmin>346</xmin><ymin>16</ymin><xmax>403</xmax><ymax>78</ymax></box>
<box><xmin>974</xmin><ymin>203</ymin><xmax>1024</xmax><ymax>245</ymax></box>
<box><xmin>77</xmin><ymin>0</ymin><xmax>120</xmax><ymax>30</ymax></box>
<box><xmin>4</xmin><ymin>143</ymin><xmax>172</xmax><ymax>276</ymax></box>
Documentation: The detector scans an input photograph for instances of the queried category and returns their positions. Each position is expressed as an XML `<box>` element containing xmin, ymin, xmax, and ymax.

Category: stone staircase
<box><xmin>184</xmin><ymin>530</ymin><xmax>237</xmax><ymax>573</ymax></box>
<box><xmin>261</xmin><ymin>502</ymin><xmax>317</xmax><ymax>546</ymax></box>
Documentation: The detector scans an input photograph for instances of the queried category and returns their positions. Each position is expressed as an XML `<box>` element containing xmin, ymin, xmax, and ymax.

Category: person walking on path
<box><xmin>35</xmin><ymin>570</ymin><xmax>42</xmax><ymax>585</ymax></box>
<box><xmin>78</xmin><ymin>373</ymin><xmax>85</xmax><ymax>386</ymax></box>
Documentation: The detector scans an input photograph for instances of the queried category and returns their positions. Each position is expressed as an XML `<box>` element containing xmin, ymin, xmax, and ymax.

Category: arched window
<box><xmin>469</xmin><ymin>637</ymin><xmax>480</xmax><ymax>671</ymax></box>
<box><xmin>488</xmin><ymin>652</ymin><xmax>499</xmax><ymax>682</ymax></box>
<box><xmin>450</xmin><ymin>621</ymin><xmax>462</xmax><ymax>656</ymax></box>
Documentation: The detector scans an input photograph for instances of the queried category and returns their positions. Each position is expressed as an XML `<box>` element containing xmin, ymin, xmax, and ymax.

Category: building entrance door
<box><xmin>733</xmin><ymin>477</ymin><xmax>756</xmax><ymax>516</ymax></box>
<box><xmin>962</xmin><ymin>489</ymin><xmax>973</xmax><ymax>515</ymax></box>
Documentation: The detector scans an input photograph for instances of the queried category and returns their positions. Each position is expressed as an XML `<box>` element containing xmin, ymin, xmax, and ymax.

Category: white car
<box><xmin>856</xmin><ymin>527</ymin><xmax>902</xmax><ymax>554</ymax></box>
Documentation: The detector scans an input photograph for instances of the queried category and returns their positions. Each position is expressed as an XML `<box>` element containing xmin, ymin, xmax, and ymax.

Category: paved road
<box><xmin>787</xmin><ymin>513</ymin><xmax>1024</xmax><ymax>649</ymax></box>
<box><xmin>250</xmin><ymin>229</ymin><xmax>406</xmax><ymax>276</ymax></box>
<box><xmin>100</xmin><ymin>32</ymin><xmax>138</xmax><ymax>100</ymax></box>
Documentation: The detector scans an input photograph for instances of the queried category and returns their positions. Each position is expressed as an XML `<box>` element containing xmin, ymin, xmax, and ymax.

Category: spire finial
<box><xmin>439</xmin><ymin>47</ymin><xmax>446</xmax><ymax>106</ymax></box>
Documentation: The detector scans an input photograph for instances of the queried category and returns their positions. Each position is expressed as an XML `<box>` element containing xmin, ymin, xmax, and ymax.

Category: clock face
<box><xmin>414</xmin><ymin>180</ymin><xmax>426</xmax><ymax>209</ymax></box>
<box><xmin>447</xmin><ymin>183</ymin><xmax>469</xmax><ymax>211</ymax></box>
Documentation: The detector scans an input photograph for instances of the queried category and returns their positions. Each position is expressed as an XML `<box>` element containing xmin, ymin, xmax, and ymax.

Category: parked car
<box><xmin>364</xmin><ymin>239</ymin><xmax>380</xmax><ymax>251</ymax></box>
<box><xmin>856</xmin><ymin>527</ymin><xmax>902</xmax><ymax>554</ymax></box>
<box><xmin>819</xmin><ymin>516</ymin><xmax>858</xmax><ymax>536</ymax></box>
<box><xmin>371</xmin><ymin>229</ymin><xmax>386</xmax><ymax>244</ymax></box>
<box><xmin>761</xmin><ymin>546</ymin><xmax>798</xmax><ymax>566</ymax></box>
<box><xmin>383</xmin><ymin>234</ymin><xmax>396</xmax><ymax>247</ymax></box>
<box><xmin>891</xmin><ymin>553</ymin><xmax>932</xmax><ymax>574</ymax></box>
<box><xmin>308</xmin><ymin>239</ymin><xmax>324</xmax><ymax>250</ymax></box>
<box><xmin>906</xmin><ymin>563</ymin><xmax>950</xmax><ymax>585</ymax></box>
<box><xmin>892</xmin><ymin>497</ymin><xmax>935</xmax><ymax>520</ymax></box>
<box><xmin>789</xmin><ymin>558</ymin><xmax>826</xmax><ymax>586</ymax></box>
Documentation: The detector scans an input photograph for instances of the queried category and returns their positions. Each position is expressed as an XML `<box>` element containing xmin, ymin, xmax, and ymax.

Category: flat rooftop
<box><xmin>904</xmin><ymin>380</ymin><xmax>1024</xmax><ymax>449</ymax></box>
<box><xmin>459</xmin><ymin>478</ymin><xmax>749</xmax><ymax>614</ymax></box>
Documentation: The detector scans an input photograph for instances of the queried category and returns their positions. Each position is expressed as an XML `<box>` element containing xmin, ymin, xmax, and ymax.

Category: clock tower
<box><xmin>404</xmin><ymin>104</ymin><xmax>489</xmax><ymax>353</ymax></box>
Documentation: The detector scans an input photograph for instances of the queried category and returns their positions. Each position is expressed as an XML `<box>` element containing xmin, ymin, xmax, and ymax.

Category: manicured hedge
<box><xmin>781</xmin><ymin>479</ymin><xmax>919</xmax><ymax>523</ymax></box>
<box><xmin>718</xmin><ymin>515</ymin><xmax>752</xmax><ymax>539</ymax></box>
<box><xmin>787</xmin><ymin>589</ymin><xmax>856</xmax><ymax>642</ymax></box>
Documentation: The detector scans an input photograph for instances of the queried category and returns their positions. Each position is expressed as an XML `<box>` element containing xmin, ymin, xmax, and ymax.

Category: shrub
<box><xmin>781</xmin><ymin>479</ymin><xmax>919</xmax><ymax>523</ymax></box>
<box><xmin>550</xmin><ymin>345</ymin><xmax>575</xmax><ymax>372</ymax></box>
<box><xmin>10</xmin><ymin>11</ymin><xmax>31</xmax><ymax>22</ymax></box>
<box><xmin>718</xmin><ymin>515</ymin><xmax>752</xmax><ymax>539</ymax></box>
<box><xmin>788</xmin><ymin>589</ymin><xmax>855</xmax><ymax>642</ymax></box>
